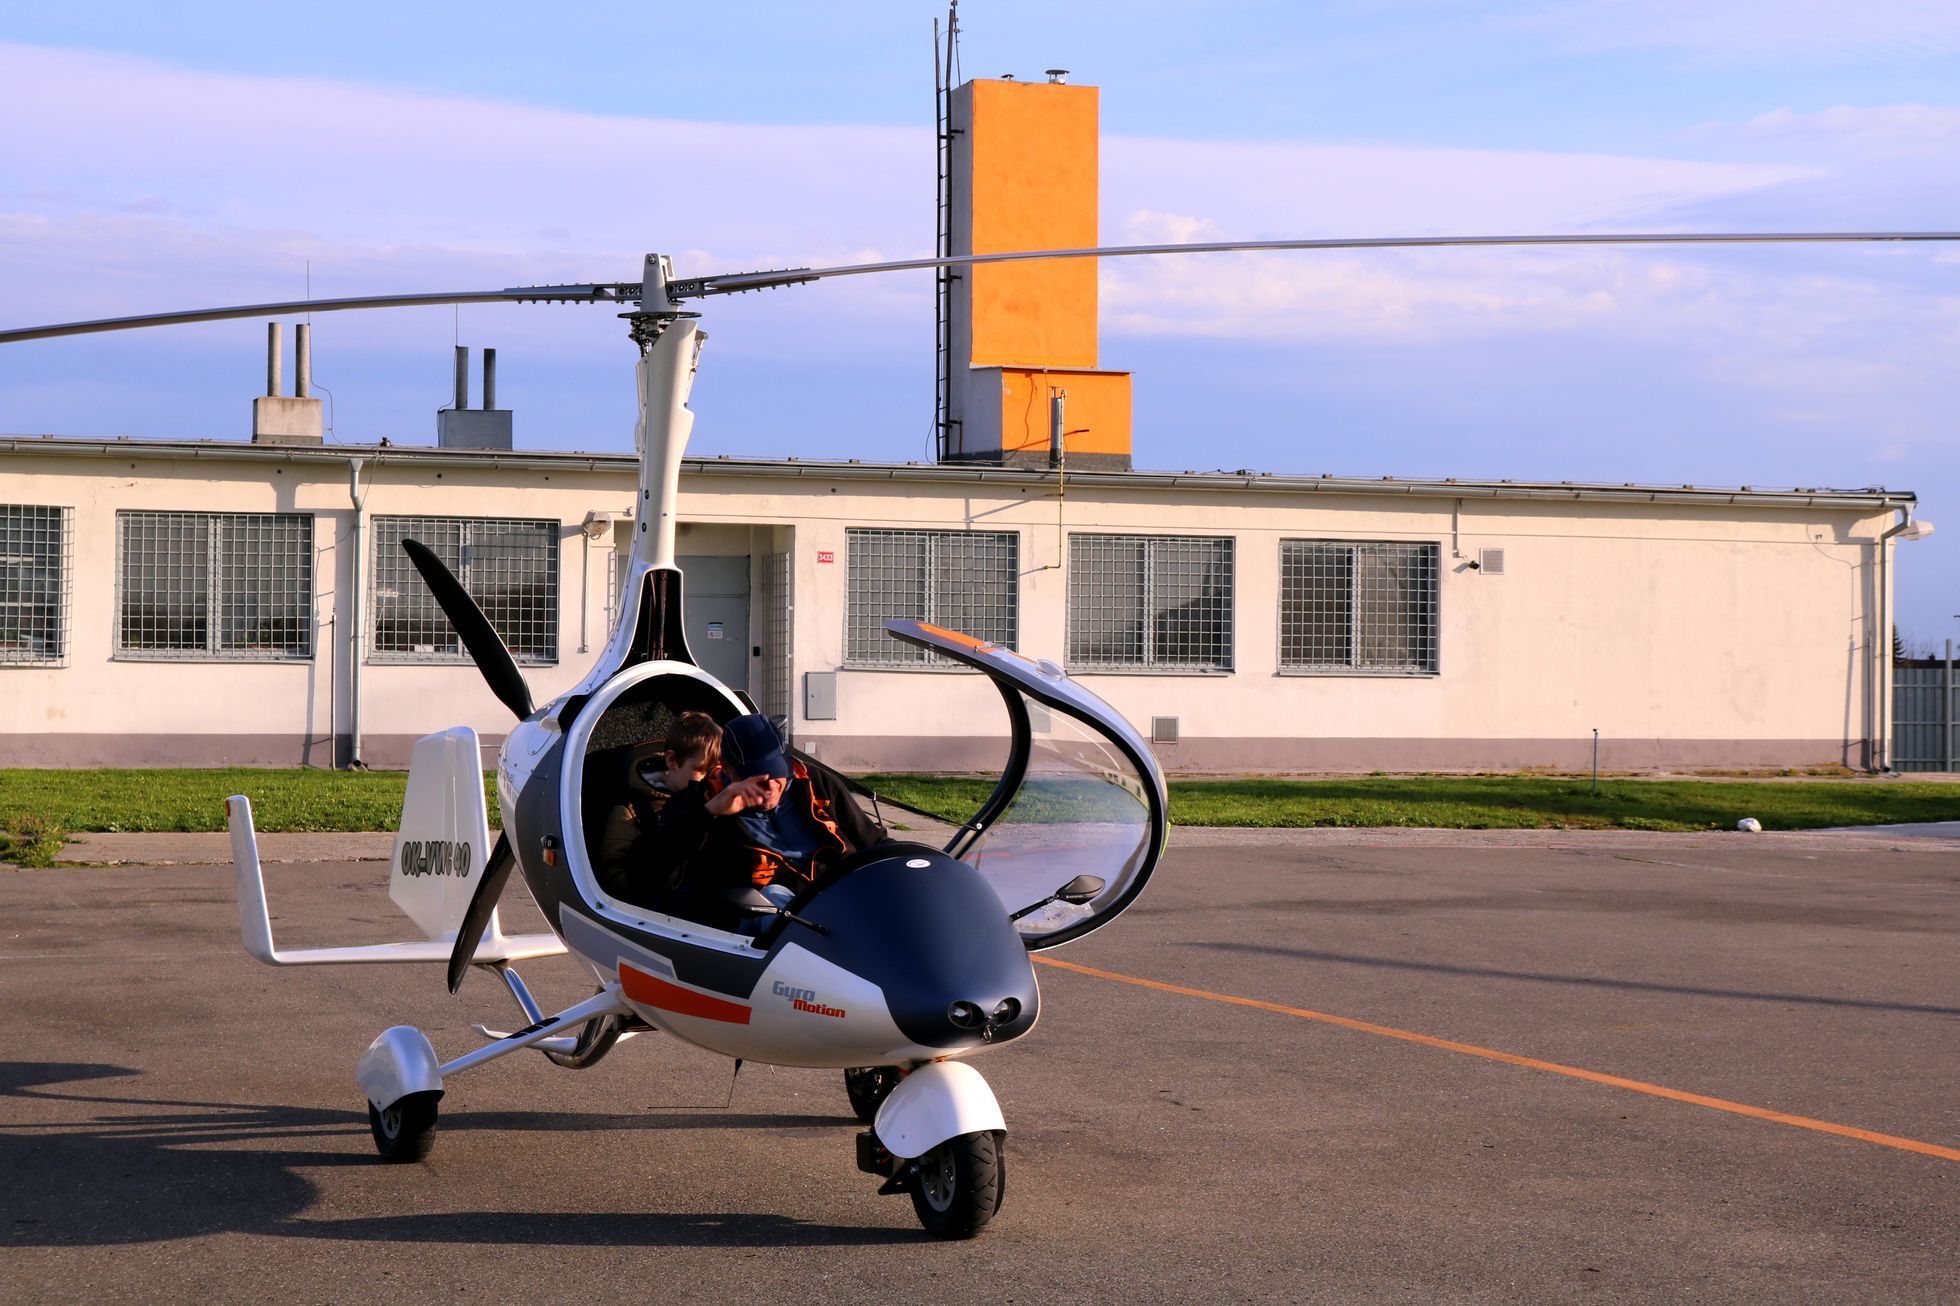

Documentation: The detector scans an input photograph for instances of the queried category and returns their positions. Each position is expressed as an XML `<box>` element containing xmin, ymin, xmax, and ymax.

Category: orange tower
<box><xmin>944</xmin><ymin>76</ymin><xmax>1133</xmax><ymax>470</ymax></box>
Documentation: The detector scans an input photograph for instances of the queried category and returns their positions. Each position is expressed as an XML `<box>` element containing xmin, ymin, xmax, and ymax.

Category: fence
<box><xmin>1893</xmin><ymin>646</ymin><xmax>1957</xmax><ymax>772</ymax></box>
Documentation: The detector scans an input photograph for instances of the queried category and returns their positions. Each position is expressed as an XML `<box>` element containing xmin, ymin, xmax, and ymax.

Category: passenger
<box><xmin>658</xmin><ymin>713</ymin><xmax>886</xmax><ymax>929</ymax></box>
<box><xmin>592</xmin><ymin>711</ymin><xmax>723</xmax><ymax>907</ymax></box>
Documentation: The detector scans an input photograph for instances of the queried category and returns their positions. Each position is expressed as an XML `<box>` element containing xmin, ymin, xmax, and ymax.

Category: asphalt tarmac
<box><xmin>2</xmin><ymin>828</ymin><xmax>1955</xmax><ymax>1304</ymax></box>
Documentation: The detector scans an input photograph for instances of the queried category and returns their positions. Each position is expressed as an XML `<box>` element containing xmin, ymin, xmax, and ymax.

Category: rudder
<box><xmin>390</xmin><ymin>727</ymin><xmax>493</xmax><ymax>942</ymax></box>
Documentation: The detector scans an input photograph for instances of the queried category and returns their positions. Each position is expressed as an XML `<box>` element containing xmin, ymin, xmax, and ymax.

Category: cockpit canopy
<box><xmin>884</xmin><ymin>621</ymin><xmax>1170</xmax><ymax>951</ymax></box>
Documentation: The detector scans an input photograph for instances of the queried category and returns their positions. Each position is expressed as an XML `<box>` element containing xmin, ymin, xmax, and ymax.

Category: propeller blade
<box><xmin>401</xmin><ymin>538</ymin><xmax>534</xmax><ymax>721</ymax></box>
<box><xmin>448</xmin><ymin>831</ymin><xmax>516</xmax><ymax>994</ymax></box>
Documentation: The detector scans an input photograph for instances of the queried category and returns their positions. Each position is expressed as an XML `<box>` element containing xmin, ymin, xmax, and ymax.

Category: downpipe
<box><xmin>346</xmin><ymin>457</ymin><xmax>370</xmax><ymax>770</ymax></box>
<box><xmin>1875</xmin><ymin>507</ymin><xmax>1915</xmax><ymax>772</ymax></box>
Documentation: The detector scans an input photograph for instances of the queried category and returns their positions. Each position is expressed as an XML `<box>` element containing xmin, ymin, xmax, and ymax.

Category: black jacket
<box><xmin>591</xmin><ymin>778</ymin><xmax>711</xmax><ymax>907</ymax></box>
<box><xmin>656</xmin><ymin>758</ymin><xmax>887</xmax><ymax>917</ymax></box>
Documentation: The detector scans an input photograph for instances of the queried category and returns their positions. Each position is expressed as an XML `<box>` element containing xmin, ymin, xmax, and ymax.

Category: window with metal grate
<box><xmin>0</xmin><ymin>504</ymin><xmax>71</xmax><ymax>666</ymax></box>
<box><xmin>1068</xmin><ymin>534</ymin><xmax>1234</xmax><ymax>672</ymax></box>
<box><xmin>1279</xmin><ymin>540</ymin><xmax>1438</xmax><ymax>675</ymax></box>
<box><xmin>370</xmin><ymin>516</ymin><xmax>559</xmax><ymax>664</ymax></box>
<box><xmin>115</xmin><ymin>511</ymin><xmax>313</xmax><ymax>660</ymax></box>
<box><xmin>844</xmin><ymin>528</ymin><xmax>1018</xmax><ymax>667</ymax></box>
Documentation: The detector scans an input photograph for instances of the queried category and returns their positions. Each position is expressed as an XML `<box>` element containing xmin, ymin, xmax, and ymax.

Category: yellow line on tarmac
<box><xmin>1034</xmin><ymin>954</ymin><xmax>1960</xmax><ymax>1164</ymax></box>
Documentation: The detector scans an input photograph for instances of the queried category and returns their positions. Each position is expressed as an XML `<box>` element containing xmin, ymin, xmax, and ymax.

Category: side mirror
<box><xmin>1056</xmin><ymin>874</ymin><xmax>1105</xmax><ymax>905</ymax></box>
<box><xmin>1009</xmin><ymin>874</ymin><xmax>1107</xmax><ymax>922</ymax></box>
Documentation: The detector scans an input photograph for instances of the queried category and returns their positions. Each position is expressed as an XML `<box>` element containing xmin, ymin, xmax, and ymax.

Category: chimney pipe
<box><xmin>453</xmin><ymin>345</ymin><xmax>469</xmax><ymax>410</ymax></box>
<box><xmin>266</xmin><ymin>323</ymin><xmax>284</xmax><ymax>397</ymax></box>
<box><xmin>482</xmin><ymin>348</ymin><xmax>497</xmax><ymax>410</ymax></box>
<box><xmin>295</xmin><ymin>323</ymin><xmax>312</xmax><ymax>399</ymax></box>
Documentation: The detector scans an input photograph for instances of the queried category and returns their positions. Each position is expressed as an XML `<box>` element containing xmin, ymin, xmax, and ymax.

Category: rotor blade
<box><xmin>0</xmin><ymin>283</ymin><xmax>639</xmax><ymax>344</ymax></box>
<box><xmin>401</xmin><ymin>538</ymin><xmax>534</xmax><ymax>721</ymax></box>
<box><xmin>448</xmin><ymin>831</ymin><xmax>516</xmax><ymax>994</ymax></box>
<box><xmin>9</xmin><ymin>231</ymin><xmax>1957</xmax><ymax>340</ymax></box>
<box><xmin>667</xmin><ymin>230</ymin><xmax>1960</xmax><ymax>297</ymax></box>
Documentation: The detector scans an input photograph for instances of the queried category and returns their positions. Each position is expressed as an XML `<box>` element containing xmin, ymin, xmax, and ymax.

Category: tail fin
<box><xmin>227</xmin><ymin>724</ymin><xmax>564</xmax><ymax>968</ymax></box>
<box><xmin>390</xmin><ymin>727</ymin><xmax>494</xmax><ymax>941</ymax></box>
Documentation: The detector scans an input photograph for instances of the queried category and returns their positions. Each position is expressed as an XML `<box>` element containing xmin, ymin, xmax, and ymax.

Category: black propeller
<box><xmin>401</xmin><ymin>538</ymin><xmax>534</xmax><ymax>720</ymax></box>
<box><xmin>448</xmin><ymin>831</ymin><xmax>516</xmax><ymax>993</ymax></box>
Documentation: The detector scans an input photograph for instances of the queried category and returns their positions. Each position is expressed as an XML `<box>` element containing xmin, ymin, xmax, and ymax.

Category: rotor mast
<box><xmin>623</xmin><ymin>253</ymin><xmax>703</xmax><ymax>573</ymax></box>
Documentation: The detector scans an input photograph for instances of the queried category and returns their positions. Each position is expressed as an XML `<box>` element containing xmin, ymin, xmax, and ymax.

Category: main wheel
<box><xmin>367</xmin><ymin>1090</ymin><xmax>439</xmax><ymax>1162</ymax></box>
<box><xmin>844</xmin><ymin>1065</ymin><xmax>903</xmax><ymax>1123</ymax></box>
<box><xmin>544</xmin><ymin>1012</ymin><xmax>624</xmax><ymax>1069</ymax></box>
<box><xmin>908</xmin><ymin>1129</ymin><xmax>1006</xmax><ymax>1239</ymax></box>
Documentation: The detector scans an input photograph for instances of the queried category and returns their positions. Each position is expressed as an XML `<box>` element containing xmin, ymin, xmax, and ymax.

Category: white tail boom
<box><xmin>228</xmin><ymin>728</ymin><xmax>563</xmax><ymax>967</ymax></box>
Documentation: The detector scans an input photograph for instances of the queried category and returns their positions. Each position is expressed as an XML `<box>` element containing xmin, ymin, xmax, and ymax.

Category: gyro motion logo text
<box><xmin>773</xmin><ymin>980</ymin><xmax>846</xmax><ymax>1018</ymax></box>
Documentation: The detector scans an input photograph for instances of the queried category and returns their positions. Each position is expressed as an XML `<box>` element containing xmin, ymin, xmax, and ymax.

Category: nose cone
<box><xmin>800</xmin><ymin>846</ymin><xmax>1039</xmax><ymax>1050</ymax></box>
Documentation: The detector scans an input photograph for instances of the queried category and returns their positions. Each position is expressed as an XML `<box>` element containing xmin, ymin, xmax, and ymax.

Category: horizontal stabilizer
<box><xmin>229</xmin><ymin>794</ymin><xmax>565</xmax><ymax>967</ymax></box>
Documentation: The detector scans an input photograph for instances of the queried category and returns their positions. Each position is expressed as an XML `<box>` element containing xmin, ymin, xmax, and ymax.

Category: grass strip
<box><xmin>2</xmin><ymin>769</ymin><xmax>1954</xmax><ymax>869</ymax></box>
<box><xmin>863</xmin><ymin>774</ymin><xmax>1960</xmax><ymax>833</ymax></box>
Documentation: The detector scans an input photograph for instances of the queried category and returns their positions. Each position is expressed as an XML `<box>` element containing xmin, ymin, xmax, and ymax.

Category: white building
<box><xmin>0</xmin><ymin>435</ymin><xmax>1912</xmax><ymax>772</ymax></box>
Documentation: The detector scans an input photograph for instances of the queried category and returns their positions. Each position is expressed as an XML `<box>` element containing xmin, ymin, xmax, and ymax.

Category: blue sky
<box><xmin>1</xmin><ymin>1</ymin><xmax>1957</xmax><ymax>641</ymax></box>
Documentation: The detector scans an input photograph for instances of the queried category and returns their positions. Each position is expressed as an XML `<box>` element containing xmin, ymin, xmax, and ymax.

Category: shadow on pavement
<box><xmin>0</xmin><ymin>1062</ymin><xmax>909</xmax><ymax>1248</ymax></box>
<box><xmin>285</xmin><ymin>1210</ymin><xmax>916</xmax><ymax>1246</ymax></box>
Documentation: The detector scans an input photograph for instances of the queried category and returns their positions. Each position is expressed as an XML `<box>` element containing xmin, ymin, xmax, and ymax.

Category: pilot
<box><xmin>658</xmin><ymin>713</ymin><xmax>886</xmax><ymax>927</ymax></box>
<box><xmin>592</xmin><ymin>711</ymin><xmax>724</xmax><ymax>906</ymax></box>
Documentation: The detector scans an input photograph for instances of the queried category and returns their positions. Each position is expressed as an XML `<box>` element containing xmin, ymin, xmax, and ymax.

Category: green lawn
<box><xmin>865</xmin><ymin>773</ymin><xmax>1960</xmax><ymax>833</ymax></box>
<box><xmin>1</xmin><ymin>768</ymin><xmax>1954</xmax><ymax>868</ymax></box>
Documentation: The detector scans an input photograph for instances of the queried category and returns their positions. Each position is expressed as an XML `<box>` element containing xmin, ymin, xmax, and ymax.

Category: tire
<box><xmin>844</xmin><ymin>1065</ymin><xmax>902</xmax><ymax>1123</ymax></box>
<box><xmin>367</xmin><ymin>1090</ymin><xmax>439</xmax><ymax>1163</ymax></box>
<box><xmin>544</xmin><ymin>1013</ymin><xmax>624</xmax><ymax>1069</ymax></box>
<box><xmin>908</xmin><ymin>1130</ymin><xmax>1006</xmax><ymax>1239</ymax></box>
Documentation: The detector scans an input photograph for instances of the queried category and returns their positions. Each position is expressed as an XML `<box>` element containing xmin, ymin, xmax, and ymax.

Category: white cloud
<box><xmin>1734</xmin><ymin>104</ymin><xmax>1960</xmax><ymax>154</ymax></box>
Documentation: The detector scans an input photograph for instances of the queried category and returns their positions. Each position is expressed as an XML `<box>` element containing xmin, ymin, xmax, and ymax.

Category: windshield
<box><xmin>877</xmin><ymin>620</ymin><xmax>1169</xmax><ymax>950</ymax></box>
<box><xmin>968</xmin><ymin>698</ymin><xmax>1154</xmax><ymax>942</ymax></box>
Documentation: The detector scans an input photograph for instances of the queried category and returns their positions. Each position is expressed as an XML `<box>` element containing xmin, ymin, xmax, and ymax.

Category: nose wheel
<box><xmin>909</xmin><ymin>1130</ymin><xmax>1006</xmax><ymax>1239</ymax></box>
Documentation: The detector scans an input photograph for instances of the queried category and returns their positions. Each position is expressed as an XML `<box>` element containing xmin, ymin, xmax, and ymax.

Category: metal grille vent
<box><xmin>760</xmin><ymin>549</ymin><xmax>793</xmax><ymax>734</ymax></box>
<box><xmin>370</xmin><ymin>516</ymin><xmax>558</xmax><ymax>664</ymax></box>
<box><xmin>1151</xmin><ymin>715</ymin><xmax>1181</xmax><ymax>744</ymax></box>
<box><xmin>1279</xmin><ymin>540</ymin><xmax>1439</xmax><ymax>675</ymax></box>
<box><xmin>116</xmin><ymin>511</ymin><xmax>313</xmax><ymax>660</ymax></box>
<box><xmin>1479</xmin><ymin>547</ymin><xmax>1506</xmax><ymax>575</ymax></box>
<box><xmin>0</xmin><ymin>504</ymin><xmax>70</xmax><ymax>666</ymax></box>
<box><xmin>845</xmin><ymin>528</ymin><xmax>1018</xmax><ymax>667</ymax></box>
<box><xmin>1068</xmin><ymin>533</ymin><xmax>1235</xmax><ymax>672</ymax></box>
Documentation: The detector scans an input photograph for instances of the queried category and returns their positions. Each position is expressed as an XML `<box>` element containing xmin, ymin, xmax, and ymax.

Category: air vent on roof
<box><xmin>1478</xmin><ymin>547</ymin><xmax>1506</xmax><ymax>575</ymax></box>
<box><xmin>1151</xmin><ymin>716</ymin><xmax>1180</xmax><ymax>744</ymax></box>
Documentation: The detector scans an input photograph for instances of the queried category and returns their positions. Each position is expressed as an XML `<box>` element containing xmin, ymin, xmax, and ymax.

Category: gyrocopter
<box><xmin>3</xmin><ymin>229</ymin><xmax>1955</xmax><ymax>1237</ymax></box>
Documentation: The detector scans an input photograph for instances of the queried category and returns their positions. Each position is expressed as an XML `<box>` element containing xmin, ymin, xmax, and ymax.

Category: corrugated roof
<box><xmin>0</xmin><ymin>434</ymin><xmax>1913</xmax><ymax>511</ymax></box>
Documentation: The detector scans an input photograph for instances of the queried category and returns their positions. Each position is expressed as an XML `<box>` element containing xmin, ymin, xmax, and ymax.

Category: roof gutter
<box><xmin>0</xmin><ymin>438</ymin><xmax>1915</xmax><ymax>513</ymax></box>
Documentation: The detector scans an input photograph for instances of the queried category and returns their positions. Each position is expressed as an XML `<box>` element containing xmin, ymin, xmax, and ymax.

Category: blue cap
<box><xmin>722</xmin><ymin>713</ymin><xmax>791</xmax><ymax>780</ymax></box>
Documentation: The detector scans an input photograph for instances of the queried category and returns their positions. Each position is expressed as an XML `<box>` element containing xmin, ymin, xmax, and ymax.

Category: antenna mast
<box><xmin>933</xmin><ymin>2</ymin><xmax>961</xmax><ymax>462</ymax></box>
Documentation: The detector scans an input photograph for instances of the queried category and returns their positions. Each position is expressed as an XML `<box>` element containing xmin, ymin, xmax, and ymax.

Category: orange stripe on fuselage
<box><xmin>619</xmin><ymin>962</ymin><xmax>752</xmax><ymax>1024</ymax></box>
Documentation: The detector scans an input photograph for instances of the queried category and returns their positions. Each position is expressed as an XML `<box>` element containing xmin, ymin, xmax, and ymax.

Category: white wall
<box><xmin>0</xmin><ymin>445</ymin><xmax>1894</xmax><ymax>771</ymax></box>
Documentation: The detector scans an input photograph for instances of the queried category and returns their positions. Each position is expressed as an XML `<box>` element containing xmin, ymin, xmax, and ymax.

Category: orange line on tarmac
<box><xmin>1034</xmin><ymin>955</ymin><xmax>1960</xmax><ymax>1164</ymax></box>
